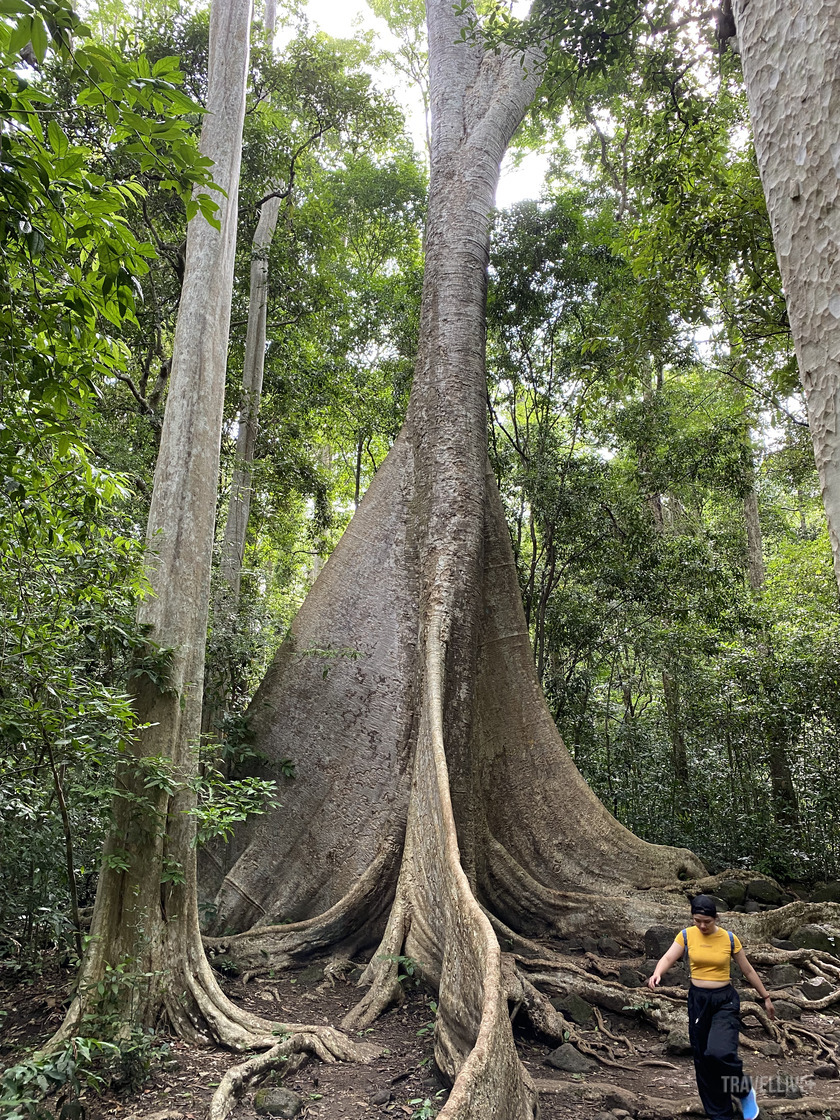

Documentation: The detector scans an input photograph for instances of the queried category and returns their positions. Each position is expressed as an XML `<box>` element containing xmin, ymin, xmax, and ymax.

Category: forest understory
<box><xmin>6</xmin><ymin>885</ymin><xmax>840</xmax><ymax>1120</ymax></box>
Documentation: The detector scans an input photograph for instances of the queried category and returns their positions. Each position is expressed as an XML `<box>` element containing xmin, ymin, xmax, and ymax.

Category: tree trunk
<box><xmin>203</xmin><ymin>193</ymin><xmax>282</xmax><ymax>737</ymax></box>
<box><xmin>46</xmin><ymin>0</ymin><xmax>349</xmax><ymax>1052</ymax></box>
<box><xmin>744</xmin><ymin>482</ymin><xmax>765</xmax><ymax>591</ymax></box>
<box><xmin>215</xmin><ymin>0</ymin><xmax>280</xmax><ymax>617</ymax></box>
<box><xmin>218</xmin><ymin>196</ymin><xmax>282</xmax><ymax>610</ymax></box>
<box><xmin>732</xmin><ymin>0</ymin><xmax>840</xmax><ymax>591</ymax></box>
<box><xmin>201</xmin><ymin>3</ymin><xmax>708</xmax><ymax>1114</ymax></box>
<box><xmin>662</xmin><ymin>670</ymin><xmax>689</xmax><ymax>789</ymax></box>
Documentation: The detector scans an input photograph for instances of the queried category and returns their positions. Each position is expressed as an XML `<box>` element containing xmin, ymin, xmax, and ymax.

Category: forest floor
<box><xmin>3</xmin><ymin>949</ymin><xmax>840</xmax><ymax>1120</ymax></box>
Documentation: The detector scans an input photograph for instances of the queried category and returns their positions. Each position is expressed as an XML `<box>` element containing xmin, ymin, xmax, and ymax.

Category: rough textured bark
<box><xmin>200</xmin><ymin>3</ymin><xmax>711</xmax><ymax>1115</ymax></box>
<box><xmin>732</xmin><ymin>0</ymin><xmax>840</xmax><ymax>590</ymax></box>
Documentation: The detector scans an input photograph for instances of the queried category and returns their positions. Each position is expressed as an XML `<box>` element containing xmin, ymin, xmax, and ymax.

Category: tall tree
<box><xmin>732</xmin><ymin>0</ymin><xmax>840</xmax><ymax>592</ymax></box>
<box><xmin>46</xmin><ymin>0</ymin><xmax>366</xmax><ymax>1055</ymax></box>
<box><xmin>199</xmin><ymin>3</ymin><xmax>725</xmax><ymax>1116</ymax></box>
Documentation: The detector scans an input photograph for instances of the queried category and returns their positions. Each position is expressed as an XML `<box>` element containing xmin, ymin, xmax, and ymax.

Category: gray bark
<box><xmin>51</xmin><ymin>0</ymin><xmax>259</xmax><ymax>1045</ymax></box>
<box><xmin>744</xmin><ymin>483</ymin><xmax>765</xmax><ymax>590</ymax></box>
<box><xmin>216</xmin><ymin>0</ymin><xmax>280</xmax><ymax>611</ymax></box>
<box><xmin>203</xmin><ymin>3</ymin><xmax>708</xmax><ymax>1116</ymax></box>
<box><xmin>732</xmin><ymin>0</ymin><xmax>840</xmax><ymax>590</ymax></box>
<box><xmin>218</xmin><ymin>195</ymin><xmax>281</xmax><ymax>607</ymax></box>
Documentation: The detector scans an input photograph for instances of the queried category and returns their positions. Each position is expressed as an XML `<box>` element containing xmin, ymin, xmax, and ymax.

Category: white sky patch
<box><xmin>304</xmin><ymin>0</ymin><xmax>389</xmax><ymax>41</ymax></box>
<box><xmin>496</xmin><ymin>149</ymin><xmax>551</xmax><ymax>207</ymax></box>
<box><xmin>302</xmin><ymin>0</ymin><xmax>550</xmax><ymax>204</ymax></box>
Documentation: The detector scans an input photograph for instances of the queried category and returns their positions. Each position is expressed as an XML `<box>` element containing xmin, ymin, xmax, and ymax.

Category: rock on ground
<box><xmin>254</xmin><ymin>1087</ymin><xmax>305</xmax><ymax>1117</ymax></box>
<box><xmin>545</xmin><ymin>1043</ymin><xmax>597</xmax><ymax>1073</ymax></box>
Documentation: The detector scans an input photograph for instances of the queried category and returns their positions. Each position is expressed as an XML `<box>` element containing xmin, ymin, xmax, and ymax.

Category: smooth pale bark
<box><xmin>218</xmin><ymin>197</ymin><xmax>281</xmax><ymax>608</ymax></box>
<box><xmin>732</xmin><ymin>0</ymin><xmax>840</xmax><ymax>590</ymax></box>
<box><xmin>216</xmin><ymin>0</ymin><xmax>280</xmax><ymax>614</ymax></box>
<box><xmin>47</xmin><ymin>0</ymin><xmax>317</xmax><ymax>1049</ymax></box>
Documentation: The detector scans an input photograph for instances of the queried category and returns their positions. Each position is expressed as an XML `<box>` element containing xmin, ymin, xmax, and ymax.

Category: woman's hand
<box><xmin>763</xmin><ymin>995</ymin><xmax>776</xmax><ymax>1020</ymax></box>
<box><xmin>647</xmin><ymin>972</ymin><xmax>662</xmax><ymax>991</ymax></box>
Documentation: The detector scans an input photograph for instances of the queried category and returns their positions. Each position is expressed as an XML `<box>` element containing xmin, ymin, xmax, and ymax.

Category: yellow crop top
<box><xmin>674</xmin><ymin>926</ymin><xmax>743</xmax><ymax>982</ymax></box>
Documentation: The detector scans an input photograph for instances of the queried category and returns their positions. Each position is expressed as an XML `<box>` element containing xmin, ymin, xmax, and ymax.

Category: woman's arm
<box><xmin>647</xmin><ymin>941</ymin><xmax>685</xmax><ymax>989</ymax></box>
<box><xmin>734</xmin><ymin>949</ymin><xmax>776</xmax><ymax>1020</ymax></box>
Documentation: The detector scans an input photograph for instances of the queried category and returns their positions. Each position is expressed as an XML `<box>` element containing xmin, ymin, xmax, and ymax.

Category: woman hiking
<box><xmin>647</xmin><ymin>894</ymin><xmax>776</xmax><ymax>1120</ymax></box>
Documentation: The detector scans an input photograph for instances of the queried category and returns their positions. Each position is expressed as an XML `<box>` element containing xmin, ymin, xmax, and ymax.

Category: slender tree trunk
<box><xmin>218</xmin><ymin>197</ymin><xmax>282</xmax><ymax>609</ymax></box>
<box><xmin>744</xmin><ymin>482</ymin><xmax>765</xmax><ymax>591</ymax></box>
<box><xmin>662</xmin><ymin>669</ymin><xmax>688</xmax><ymax>789</ymax></box>
<box><xmin>732</xmin><ymin>0</ymin><xmax>840</xmax><ymax>592</ymax></box>
<box><xmin>766</xmin><ymin>723</ymin><xmax>799</xmax><ymax>832</ymax></box>
<box><xmin>203</xmin><ymin>1</ymin><xmax>281</xmax><ymax>740</ymax></box>
<box><xmin>48</xmin><ymin>0</ymin><xmax>283</xmax><ymax>1048</ymax></box>
<box><xmin>44</xmin><ymin>745</ymin><xmax>82</xmax><ymax>958</ymax></box>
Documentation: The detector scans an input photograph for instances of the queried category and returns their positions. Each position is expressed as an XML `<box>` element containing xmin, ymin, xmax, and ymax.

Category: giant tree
<box><xmin>202</xmin><ymin>0</ymin><xmax>840</xmax><ymax>1113</ymax></box>
<box><xmin>198</xmin><ymin>1</ymin><xmax>721</xmax><ymax>1116</ymax></box>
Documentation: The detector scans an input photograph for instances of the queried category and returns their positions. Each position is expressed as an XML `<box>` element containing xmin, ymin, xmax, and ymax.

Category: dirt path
<box><xmin>3</xmin><ymin>955</ymin><xmax>840</xmax><ymax>1120</ymax></box>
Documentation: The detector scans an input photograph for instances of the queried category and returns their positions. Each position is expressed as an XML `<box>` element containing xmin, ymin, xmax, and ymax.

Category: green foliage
<box><xmin>408</xmin><ymin>1090</ymin><xmax>446</xmax><ymax>1120</ymax></box>
<box><xmin>488</xmin><ymin>81</ymin><xmax>839</xmax><ymax>881</ymax></box>
<box><xmin>0</xmin><ymin>1035</ymin><xmax>146</xmax><ymax>1119</ymax></box>
<box><xmin>188</xmin><ymin>768</ymin><xmax>280</xmax><ymax>844</ymax></box>
<box><xmin>0</xmin><ymin>1028</ymin><xmax>173</xmax><ymax>1117</ymax></box>
<box><xmin>0</xmin><ymin>0</ymin><xmax>215</xmax><ymax>959</ymax></box>
<box><xmin>416</xmin><ymin>1000</ymin><xmax>437</xmax><ymax>1038</ymax></box>
<box><xmin>379</xmin><ymin>953</ymin><xmax>422</xmax><ymax>985</ymax></box>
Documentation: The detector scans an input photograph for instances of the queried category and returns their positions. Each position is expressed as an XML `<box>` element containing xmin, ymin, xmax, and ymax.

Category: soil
<box><xmin>3</xmin><ymin>950</ymin><xmax>840</xmax><ymax>1120</ymax></box>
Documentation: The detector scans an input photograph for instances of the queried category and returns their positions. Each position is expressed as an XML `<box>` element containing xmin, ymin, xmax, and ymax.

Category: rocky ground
<box><xmin>3</xmin><ymin>877</ymin><xmax>840</xmax><ymax>1120</ymax></box>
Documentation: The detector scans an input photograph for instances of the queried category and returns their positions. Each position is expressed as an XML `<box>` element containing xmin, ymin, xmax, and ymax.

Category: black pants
<box><xmin>687</xmin><ymin>984</ymin><xmax>752</xmax><ymax>1119</ymax></box>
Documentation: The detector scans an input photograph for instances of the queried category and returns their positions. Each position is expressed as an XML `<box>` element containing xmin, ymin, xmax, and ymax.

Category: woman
<box><xmin>647</xmin><ymin>894</ymin><xmax>775</xmax><ymax>1120</ymax></box>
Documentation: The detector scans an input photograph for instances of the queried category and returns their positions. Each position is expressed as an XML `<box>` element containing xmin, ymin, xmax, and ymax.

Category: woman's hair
<box><xmin>690</xmin><ymin>893</ymin><xmax>718</xmax><ymax>917</ymax></box>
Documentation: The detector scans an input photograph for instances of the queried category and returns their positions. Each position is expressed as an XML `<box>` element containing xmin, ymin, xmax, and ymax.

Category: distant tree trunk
<box><xmin>766</xmin><ymin>723</ymin><xmax>799</xmax><ymax>832</ymax></box>
<box><xmin>662</xmin><ymin>670</ymin><xmax>688</xmax><ymax>789</ymax></box>
<box><xmin>204</xmin><ymin>1</ymin><xmax>280</xmax><ymax>737</ymax></box>
<box><xmin>218</xmin><ymin>196</ymin><xmax>281</xmax><ymax>610</ymax></box>
<box><xmin>744</xmin><ymin>482</ymin><xmax>765</xmax><ymax>591</ymax></box>
<box><xmin>733</xmin><ymin>0</ymin><xmax>840</xmax><ymax>593</ymax></box>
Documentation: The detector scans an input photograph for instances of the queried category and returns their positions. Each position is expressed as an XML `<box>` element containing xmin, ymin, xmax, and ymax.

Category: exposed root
<box><xmin>752</xmin><ymin>901</ymin><xmax>840</xmax><ymax>941</ymax></box>
<box><xmin>340</xmin><ymin>900</ymin><xmax>408</xmax><ymax>1030</ymax></box>
<box><xmin>749</xmin><ymin>947</ymin><xmax>840</xmax><ymax>967</ymax></box>
<box><xmin>739</xmin><ymin>1032</ymin><xmax>786</xmax><ymax>1056</ymax></box>
<box><xmin>486</xmin><ymin>911</ymin><xmax>566</xmax><ymax>963</ymax></box>
<box><xmin>584</xmin><ymin>952</ymin><xmax>622</xmax><ymax>979</ymax></box>
<box><xmin>515</xmin><ymin>967</ymin><xmax>655</xmax><ymax>1071</ymax></box>
<box><xmin>207</xmin><ymin>1028</ymin><xmax>380</xmax><ymax>1120</ymax></box>
<box><xmin>739</xmin><ymin>1001</ymin><xmax>782</xmax><ymax>1041</ymax></box>
<box><xmin>204</xmin><ymin>841</ymin><xmax>400</xmax><ymax>978</ymax></box>
<box><xmin>593</xmin><ymin>1005</ymin><xmax>635</xmax><ymax>1053</ymax></box>
<box><xmin>785</xmin><ymin>1023</ymin><xmax>840</xmax><ymax>1072</ymax></box>
<box><xmin>515</xmin><ymin>969</ymin><xmax>574</xmax><ymax>1044</ymax></box>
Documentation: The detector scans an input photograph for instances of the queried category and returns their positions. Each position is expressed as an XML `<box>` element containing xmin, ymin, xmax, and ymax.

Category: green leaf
<box><xmin>28</xmin><ymin>13</ymin><xmax>47</xmax><ymax>62</ymax></box>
